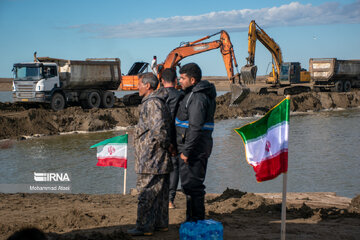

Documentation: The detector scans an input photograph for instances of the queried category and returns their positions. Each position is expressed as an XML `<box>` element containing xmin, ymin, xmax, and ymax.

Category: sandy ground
<box><xmin>1</xmin><ymin>190</ymin><xmax>359</xmax><ymax>240</ymax></box>
<box><xmin>1</xmin><ymin>90</ymin><xmax>360</xmax><ymax>141</ymax></box>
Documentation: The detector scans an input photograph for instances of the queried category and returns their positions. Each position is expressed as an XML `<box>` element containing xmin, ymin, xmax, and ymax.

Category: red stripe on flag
<box><xmin>253</xmin><ymin>150</ymin><xmax>288</xmax><ymax>182</ymax></box>
<box><xmin>97</xmin><ymin>157</ymin><xmax>127</xmax><ymax>169</ymax></box>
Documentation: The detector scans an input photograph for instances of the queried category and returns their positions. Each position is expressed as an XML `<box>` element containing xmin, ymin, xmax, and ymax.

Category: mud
<box><xmin>1</xmin><ymin>190</ymin><xmax>359</xmax><ymax>240</ymax></box>
<box><xmin>1</xmin><ymin>91</ymin><xmax>360</xmax><ymax>140</ymax></box>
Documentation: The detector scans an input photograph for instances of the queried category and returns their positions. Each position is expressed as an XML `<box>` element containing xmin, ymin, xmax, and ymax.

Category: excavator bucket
<box><xmin>230</xmin><ymin>83</ymin><xmax>250</xmax><ymax>105</ymax></box>
<box><xmin>241</xmin><ymin>65</ymin><xmax>257</xmax><ymax>84</ymax></box>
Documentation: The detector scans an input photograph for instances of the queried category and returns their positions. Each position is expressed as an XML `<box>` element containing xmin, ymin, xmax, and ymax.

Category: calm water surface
<box><xmin>1</xmin><ymin>108</ymin><xmax>359</xmax><ymax>198</ymax></box>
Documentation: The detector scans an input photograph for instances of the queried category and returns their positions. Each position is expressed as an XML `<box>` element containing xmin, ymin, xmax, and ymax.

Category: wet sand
<box><xmin>1</xmin><ymin>190</ymin><xmax>359</xmax><ymax>240</ymax></box>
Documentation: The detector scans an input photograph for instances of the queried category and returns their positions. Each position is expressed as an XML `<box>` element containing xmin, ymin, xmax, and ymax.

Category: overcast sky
<box><xmin>1</xmin><ymin>0</ymin><xmax>359</xmax><ymax>78</ymax></box>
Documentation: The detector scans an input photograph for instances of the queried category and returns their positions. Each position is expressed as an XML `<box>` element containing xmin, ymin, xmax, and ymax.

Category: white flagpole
<box><xmin>281</xmin><ymin>172</ymin><xmax>287</xmax><ymax>240</ymax></box>
<box><xmin>123</xmin><ymin>168</ymin><xmax>127</xmax><ymax>195</ymax></box>
<box><xmin>123</xmin><ymin>132</ymin><xmax>128</xmax><ymax>195</ymax></box>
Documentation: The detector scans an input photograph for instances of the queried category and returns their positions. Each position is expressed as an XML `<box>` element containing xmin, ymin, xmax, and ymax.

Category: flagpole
<box><xmin>123</xmin><ymin>132</ymin><xmax>128</xmax><ymax>195</ymax></box>
<box><xmin>123</xmin><ymin>169</ymin><xmax>127</xmax><ymax>195</ymax></box>
<box><xmin>281</xmin><ymin>173</ymin><xmax>287</xmax><ymax>240</ymax></box>
<box><xmin>281</xmin><ymin>95</ymin><xmax>290</xmax><ymax>240</ymax></box>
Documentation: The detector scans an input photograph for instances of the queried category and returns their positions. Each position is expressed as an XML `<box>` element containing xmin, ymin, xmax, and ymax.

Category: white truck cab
<box><xmin>12</xmin><ymin>55</ymin><xmax>121</xmax><ymax>111</ymax></box>
<box><xmin>12</xmin><ymin>62</ymin><xmax>60</xmax><ymax>103</ymax></box>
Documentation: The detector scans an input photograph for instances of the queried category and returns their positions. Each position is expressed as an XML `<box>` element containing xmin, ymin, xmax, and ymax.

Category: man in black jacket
<box><xmin>175</xmin><ymin>63</ymin><xmax>216</xmax><ymax>221</ymax></box>
<box><xmin>158</xmin><ymin>68</ymin><xmax>184</xmax><ymax>209</ymax></box>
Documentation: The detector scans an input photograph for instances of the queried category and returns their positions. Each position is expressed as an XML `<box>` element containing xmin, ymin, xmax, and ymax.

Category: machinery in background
<box><xmin>241</xmin><ymin>20</ymin><xmax>311</xmax><ymax>95</ymax></box>
<box><xmin>309</xmin><ymin>58</ymin><xmax>360</xmax><ymax>92</ymax></box>
<box><xmin>12</xmin><ymin>53</ymin><xmax>121</xmax><ymax>111</ymax></box>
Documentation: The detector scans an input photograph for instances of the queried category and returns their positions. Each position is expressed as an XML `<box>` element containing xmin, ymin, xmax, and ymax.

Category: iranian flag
<box><xmin>234</xmin><ymin>97</ymin><xmax>290</xmax><ymax>182</ymax></box>
<box><xmin>90</xmin><ymin>134</ymin><xmax>128</xmax><ymax>168</ymax></box>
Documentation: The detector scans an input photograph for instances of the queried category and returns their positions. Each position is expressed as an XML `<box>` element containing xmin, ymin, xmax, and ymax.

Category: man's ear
<box><xmin>145</xmin><ymin>82</ymin><xmax>151</xmax><ymax>90</ymax></box>
<box><xmin>190</xmin><ymin>77</ymin><xmax>196</xmax><ymax>85</ymax></box>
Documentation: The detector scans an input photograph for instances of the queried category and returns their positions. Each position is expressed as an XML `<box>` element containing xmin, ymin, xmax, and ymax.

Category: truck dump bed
<box><xmin>37</xmin><ymin>57</ymin><xmax>121</xmax><ymax>90</ymax></box>
<box><xmin>309</xmin><ymin>58</ymin><xmax>360</xmax><ymax>82</ymax></box>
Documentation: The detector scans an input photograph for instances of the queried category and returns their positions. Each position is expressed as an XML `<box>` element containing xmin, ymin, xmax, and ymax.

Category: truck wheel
<box><xmin>87</xmin><ymin>91</ymin><xmax>101</xmax><ymax>108</ymax></box>
<box><xmin>332</xmin><ymin>81</ymin><xmax>343</xmax><ymax>92</ymax></box>
<box><xmin>101</xmin><ymin>91</ymin><xmax>115</xmax><ymax>108</ymax></box>
<box><xmin>343</xmin><ymin>80</ymin><xmax>351</xmax><ymax>92</ymax></box>
<box><xmin>123</xmin><ymin>93</ymin><xmax>143</xmax><ymax>106</ymax></box>
<box><xmin>51</xmin><ymin>93</ymin><xmax>65</xmax><ymax>111</ymax></box>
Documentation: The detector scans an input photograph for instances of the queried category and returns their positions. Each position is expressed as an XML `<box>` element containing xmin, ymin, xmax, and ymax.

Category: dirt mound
<box><xmin>1</xmin><ymin>192</ymin><xmax>360</xmax><ymax>240</ymax></box>
<box><xmin>1</xmin><ymin>91</ymin><xmax>360</xmax><ymax>140</ymax></box>
<box><xmin>215</xmin><ymin>91</ymin><xmax>360</xmax><ymax>120</ymax></box>
<box><xmin>0</xmin><ymin>100</ymin><xmax>138</xmax><ymax>140</ymax></box>
<box><xmin>207</xmin><ymin>188</ymin><xmax>247</xmax><ymax>203</ymax></box>
<box><xmin>348</xmin><ymin>194</ymin><xmax>360</xmax><ymax>214</ymax></box>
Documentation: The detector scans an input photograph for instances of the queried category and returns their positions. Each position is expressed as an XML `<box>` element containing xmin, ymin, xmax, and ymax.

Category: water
<box><xmin>0</xmin><ymin>91</ymin><xmax>229</xmax><ymax>103</ymax></box>
<box><xmin>0</xmin><ymin>107</ymin><xmax>359</xmax><ymax>198</ymax></box>
<box><xmin>0</xmin><ymin>91</ymin><xmax>12</xmax><ymax>102</ymax></box>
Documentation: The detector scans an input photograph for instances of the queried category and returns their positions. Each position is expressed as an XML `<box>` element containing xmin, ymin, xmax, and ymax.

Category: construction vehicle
<box><xmin>241</xmin><ymin>20</ymin><xmax>311</xmax><ymax>95</ymax></box>
<box><xmin>155</xmin><ymin>30</ymin><xmax>249</xmax><ymax>104</ymax></box>
<box><xmin>12</xmin><ymin>53</ymin><xmax>121</xmax><ymax>111</ymax></box>
<box><xmin>120</xmin><ymin>62</ymin><xmax>149</xmax><ymax>90</ymax></box>
<box><xmin>309</xmin><ymin>58</ymin><xmax>360</xmax><ymax>92</ymax></box>
<box><xmin>122</xmin><ymin>30</ymin><xmax>249</xmax><ymax>106</ymax></box>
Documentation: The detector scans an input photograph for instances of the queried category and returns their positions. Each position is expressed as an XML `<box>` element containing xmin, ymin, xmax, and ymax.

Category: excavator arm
<box><xmin>157</xmin><ymin>30</ymin><xmax>240</xmax><ymax>84</ymax></box>
<box><xmin>241</xmin><ymin>20</ymin><xmax>283</xmax><ymax>85</ymax></box>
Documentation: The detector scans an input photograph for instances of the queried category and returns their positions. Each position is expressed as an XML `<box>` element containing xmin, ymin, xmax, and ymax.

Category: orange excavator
<box><xmin>157</xmin><ymin>31</ymin><xmax>238</xmax><ymax>80</ymax></box>
<box><xmin>156</xmin><ymin>30</ymin><xmax>248</xmax><ymax>104</ymax></box>
<box><xmin>123</xmin><ymin>30</ymin><xmax>249</xmax><ymax>105</ymax></box>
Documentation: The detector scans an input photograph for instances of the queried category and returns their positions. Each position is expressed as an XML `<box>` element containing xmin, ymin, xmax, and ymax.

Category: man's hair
<box><xmin>161</xmin><ymin>68</ymin><xmax>177</xmax><ymax>84</ymax></box>
<box><xmin>179</xmin><ymin>63</ymin><xmax>202</xmax><ymax>82</ymax></box>
<box><xmin>139</xmin><ymin>72</ymin><xmax>159</xmax><ymax>90</ymax></box>
<box><xmin>7</xmin><ymin>227</ymin><xmax>47</xmax><ymax>240</ymax></box>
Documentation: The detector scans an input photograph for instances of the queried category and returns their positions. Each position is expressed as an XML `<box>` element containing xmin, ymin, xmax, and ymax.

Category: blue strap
<box><xmin>175</xmin><ymin>117</ymin><xmax>214</xmax><ymax>131</ymax></box>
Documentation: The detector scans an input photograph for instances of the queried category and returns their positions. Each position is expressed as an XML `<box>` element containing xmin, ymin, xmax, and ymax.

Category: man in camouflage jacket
<box><xmin>128</xmin><ymin>72</ymin><xmax>173</xmax><ymax>236</ymax></box>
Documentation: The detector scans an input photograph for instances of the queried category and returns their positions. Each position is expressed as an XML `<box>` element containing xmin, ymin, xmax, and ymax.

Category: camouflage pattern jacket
<box><xmin>134</xmin><ymin>91</ymin><xmax>173</xmax><ymax>174</ymax></box>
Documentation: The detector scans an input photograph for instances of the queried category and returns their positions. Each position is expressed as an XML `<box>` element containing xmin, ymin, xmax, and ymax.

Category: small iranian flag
<box><xmin>234</xmin><ymin>97</ymin><xmax>290</xmax><ymax>182</ymax></box>
<box><xmin>90</xmin><ymin>134</ymin><xmax>128</xmax><ymax>168</ymax></box>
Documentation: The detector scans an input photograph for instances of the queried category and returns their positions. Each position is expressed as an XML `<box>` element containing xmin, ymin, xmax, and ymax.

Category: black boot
<box><xmin>185</xmin><ymin>195</ymin><xmax>193</xmax><ymax>222</ymax></box>
<box><xmin>192</xmin><ymin>195</ymin><xmax>205</xmax><ymax>221</ymax></box>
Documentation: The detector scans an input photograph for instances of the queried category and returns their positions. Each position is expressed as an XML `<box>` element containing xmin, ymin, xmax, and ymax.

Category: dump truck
<box><xmin>12</xmin><ymin>53</ymin><xmax>121</xmax><ymax>111</ymax></box>
<box><xmin>309</xmin><ymin>58</ymin><xmax>360</xmax><ymax>92</ymax></box>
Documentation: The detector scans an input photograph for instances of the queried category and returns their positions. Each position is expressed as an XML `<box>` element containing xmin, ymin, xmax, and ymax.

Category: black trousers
<box><xmin>179</xmin><ymin>154</ymin><xmax>208</xmax><ymax>221</ymax></box>
<box><xmin>169</xmin><ymin>156</ymin><xmax>179</xmax><ymax>203</ymax></box>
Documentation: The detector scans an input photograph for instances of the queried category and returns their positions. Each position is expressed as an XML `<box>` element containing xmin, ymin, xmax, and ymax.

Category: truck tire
<box><xmin>123</xmin><ymin>92</ymin><xmax>143</xmax><ymax>106</ymax></box>
<box><xmin>51</xmin><ymin>93</ymin><xmax>65</xmax><ymax>111</ymax></box>
<box><xmin>332</xmin><ymin>81</ymin><xmax>343</xmax><ymax>92</ymax></box>
<box><xmin>86</xmin><ymin>91</ymin><xmax>101</xmax><ymax>109</ymax></box>
<box><xmin>101</xmin><ymin>91</ymin><xmax>115</xmax><ymax>108</ymax></box>
<box><xmin>343</xmin><ymin>80</ymin><xmax>351</xmax><ymax>92</ymax></box>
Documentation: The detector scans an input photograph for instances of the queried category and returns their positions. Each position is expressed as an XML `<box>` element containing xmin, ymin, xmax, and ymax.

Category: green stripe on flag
<box><xmin>90</xmin><ymin>134</ymin><xmax>128</xmax><ymax>148</ymax></box>
<box><xmin>234</xmin><ymin>98</ymin><xmax>289</xmax><ymax>143</ymax></box>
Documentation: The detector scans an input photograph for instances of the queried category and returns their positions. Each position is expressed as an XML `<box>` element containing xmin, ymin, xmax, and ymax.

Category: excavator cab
<box><xmin>127</xmin><ymin>62</ymin><xmax>149</xmax><ymax>75</ymax></box>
